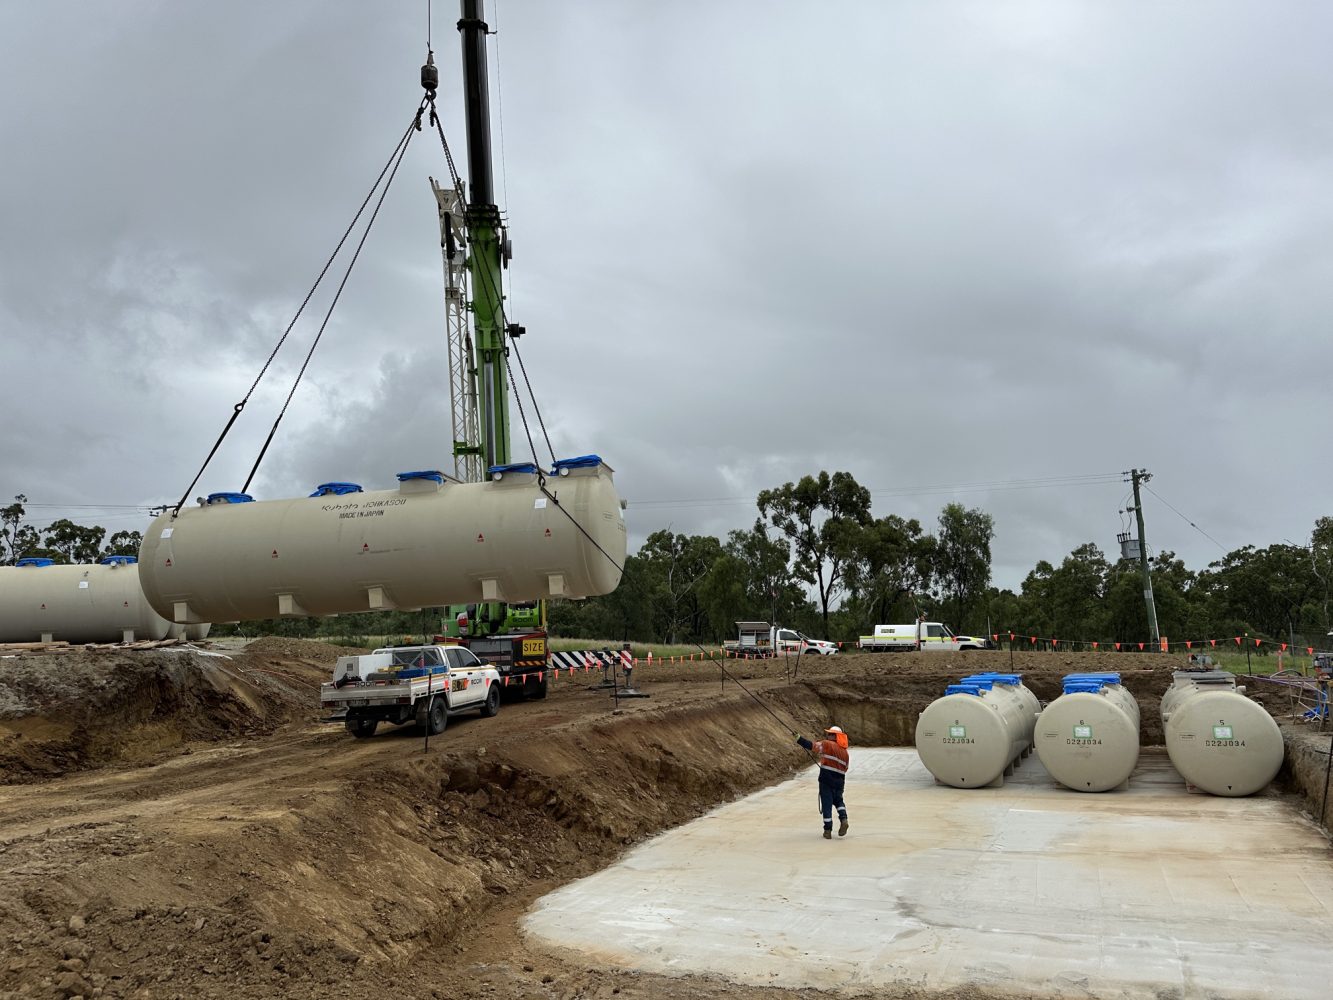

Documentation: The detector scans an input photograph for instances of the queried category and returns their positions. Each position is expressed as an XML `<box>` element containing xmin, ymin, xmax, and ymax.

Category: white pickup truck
<box><xmin>858</xmin><ymin>621</ymin><xmax>991</xmax><ymax>652</ymax></box>
<box><xmin>320</xmin><ymin>644</ymin><xmax>502</xmax><ymax>738</ymax></box>
<box><xmin>722</xmin><ymin>622</ymin><xmax>839</xmax><ymax>658</ymax></box>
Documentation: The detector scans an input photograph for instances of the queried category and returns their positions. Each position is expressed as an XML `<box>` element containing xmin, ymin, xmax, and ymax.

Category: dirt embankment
<box><xmin>0</xmin><ymin>639</ymin><xmax>357</xmax><ymax>782</ymax></box>
<box><xmin>0</xmin><ymin>643</ymin><xmax>1302</xmax><ymax>1000</ymax></box>
<box><xmin>0</xmin><ymin>669</ymin><xmax>831</xmax><ymax>999</ymax></box>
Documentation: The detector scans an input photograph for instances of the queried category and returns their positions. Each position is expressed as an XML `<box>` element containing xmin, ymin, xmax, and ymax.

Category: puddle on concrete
<box><xmin>524</xmin><ymin>748</ymin><xmax>1332</xmax><ymax>998</ymax></box>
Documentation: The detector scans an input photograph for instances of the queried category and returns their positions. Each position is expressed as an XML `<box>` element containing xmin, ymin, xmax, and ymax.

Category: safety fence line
<box><xmin>987</xmin><ymin>631</ymin><xmax>1329</xmax><ymax>655</ymax></box>
<box><xmin>498</xmin><ymin>646</ymin><xmax>839</xmax><ymax>686</ymax></box>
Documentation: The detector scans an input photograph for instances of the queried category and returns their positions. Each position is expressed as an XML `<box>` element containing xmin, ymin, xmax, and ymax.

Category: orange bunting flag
<box><xmin>1308</xmin><ymin>647</ymin><xmax>1315</xmax><ymax>655</ymax></box>
<box><xmin>1114</xmin><ymin>642</ymin><xmax>1121</xmax><ymax>651</ymax></box>
<box><xmin>1186</xmin><ymin>641</ymin><xmax>1192</xmax><ymax>649</ymax></box>
<box><xmin>1053</xmin><ymin>639</ymin><xmax>1059</xmax><ymax>648</ymax></box>
<box><xmin>1093</xmin><ymin>641</ymin><xmax>1099</xmax><ymax>649</ymax></box>
<box><xmin>1137</xmin><ymin>642</ymin><xmax>1145</xmax><ymax>651</ymax></box>
<box><xmin>1030</xmin><ymin>636</ymin><xmax>1037</xmax><ymax>644</ymax></box>
<box><xmin>1234</xmin><ymin>637</ymin><xmax>1242</xmax><ymax>646</ymax></box>
<box><xmin>1254</xmin><ymin>638</ymin><xmax>1261</xmax><ymax>648</ymax></box>
<box><xmin>1210</xmin><ymin>639</ymin><xmax>1216</xmax><ymax>647</ymax></box>
<box><xmin>1281</xmin><ymin>643</ymin><xmax>1288</xmax><ymax>652</ymax></box>
<box><xmin>992</xmin><ymin>634</ymin><xmax>998</xmax><ymax>642</ymax></box>
<box><xmin>1009</xmin><ymin>632</ymin><xmax>1015</xmax><ymax>641</ymax></box>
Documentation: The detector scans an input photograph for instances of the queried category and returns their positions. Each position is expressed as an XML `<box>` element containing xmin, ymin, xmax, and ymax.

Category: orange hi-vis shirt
<box><xmin>812</xmin><ymin>738</ymin><xmax>849</xmax><ymax>777</ymax></box>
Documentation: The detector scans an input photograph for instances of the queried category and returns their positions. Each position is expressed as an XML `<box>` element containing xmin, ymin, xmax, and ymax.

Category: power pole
<box><xmin>1126</xmin><ymin>469</ymin><xmax>1161</xmax><ymax>647</ymax></box>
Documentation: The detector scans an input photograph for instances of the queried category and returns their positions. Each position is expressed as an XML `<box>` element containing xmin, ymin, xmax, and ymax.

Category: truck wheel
<box><xmin>481</xmin><ymin>683</ymin><xmax>501</xmax><ymax>717</ymax></box>
<box><xmin>426</xmin><ymin>696</ymin><xmax>448</xmax><ymax>735</ymax></box>
<box><xmin>345</xmin><ymin>718</ymin><xmax>378</xmax><ymax>739</ymax></box>
<box><xmin>530</xmin><ymin>673</ymin><xmax>549</xmax><ymax>700</ymax></box>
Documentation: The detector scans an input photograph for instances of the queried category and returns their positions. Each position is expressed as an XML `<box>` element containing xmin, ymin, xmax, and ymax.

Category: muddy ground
<box><xmin>0</xmin><ymin>643</ymin><xmax>1322</xmax><ymax>1000</ymax></box>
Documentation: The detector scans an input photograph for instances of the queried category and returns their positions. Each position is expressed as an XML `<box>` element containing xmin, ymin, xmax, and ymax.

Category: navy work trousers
<box><xmin>818</xmin><ymin>776</ymin><xmax>847</xmax><ymax>830</ymax></box>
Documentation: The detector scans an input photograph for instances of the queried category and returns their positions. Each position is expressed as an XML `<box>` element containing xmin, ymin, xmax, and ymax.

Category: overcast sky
<box><xmin>2</xmin><ymin>1</ymin><xmax>1331</xmax><ymax>592</ymax></box>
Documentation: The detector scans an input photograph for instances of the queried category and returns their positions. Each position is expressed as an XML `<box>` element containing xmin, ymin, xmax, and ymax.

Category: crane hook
<box><xmin>421</xmin><ymin>49</ymin><xmax>439</xmax><ymax>98</ymax></box>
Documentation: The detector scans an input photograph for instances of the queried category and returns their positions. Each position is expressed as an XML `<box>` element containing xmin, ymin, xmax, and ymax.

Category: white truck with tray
<box><xmin>858</xmin><ymin>621</ymin><xmax>991</xmax><ymax>652</ymax></box>
<box><xmin>320</xmin><ymin>643</ymin><xmax>502</xmax><ymax>738</ymax></box>
<box><xmin>722</xmin><ymin>621</ymin><xmax>839</xmax><ymax>658</ymax></box>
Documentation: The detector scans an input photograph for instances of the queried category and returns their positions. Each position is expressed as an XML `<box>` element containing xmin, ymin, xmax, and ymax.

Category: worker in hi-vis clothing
<box><xmin>796</xmin><ymin>725</ymin><xmax>850</xmax><ymax>839</ymax></box>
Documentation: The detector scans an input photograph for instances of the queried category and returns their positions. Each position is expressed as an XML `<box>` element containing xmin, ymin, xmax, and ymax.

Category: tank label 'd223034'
<box><xmin>943</xmin><ymin>724</ymin><xmax>974</xmax><ymax>744</ymax></box>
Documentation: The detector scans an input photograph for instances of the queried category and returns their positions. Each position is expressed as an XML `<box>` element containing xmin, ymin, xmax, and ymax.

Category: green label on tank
<box><xmin>1212</xmin><ymin>725</ymin><xmax>1233</xmax><ymax>740</ymax></box>
<box><xmin>949</xmin><ymin>725</ymin><xmax>966</xmax><ymax>738</ymax></box>
<box><xmin>1073</xmin><ymin>724</ymin><xmax>1092</xmax><ymax>739</ymax></box>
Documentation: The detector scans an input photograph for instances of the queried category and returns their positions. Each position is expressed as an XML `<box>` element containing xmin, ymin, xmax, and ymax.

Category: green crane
<box><xmin>434</xmin><ymin>0</ymin><xmax>547</xmax><ymax>655</ymax></box>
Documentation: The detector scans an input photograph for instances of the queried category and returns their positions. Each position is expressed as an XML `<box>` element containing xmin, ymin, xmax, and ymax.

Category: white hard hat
<box><xmin>825</xmin><ymin>725</ymin><xmax>843</xmax><ymax>734</ymax></box>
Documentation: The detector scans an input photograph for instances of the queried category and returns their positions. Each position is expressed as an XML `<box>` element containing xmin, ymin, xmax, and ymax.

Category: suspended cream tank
<box><xmin>0</xmin><ymin>556</ymin><xmax>173</xmax><ymax>644</ymax></box>
<box><xmin>915</xmin><ymin>673</ymin><xmax>1039</xmax><ymax>788</ymax></box>
<box><xmin>1161</xmin><ymin>669</ymin><xmax>1283</xmax><ymax>796</ymax></box>
<box><xmin>137</xmin><ymin>459</ymin><xmax>626</xmax><ymax>624</ymax></box>
<box><xmin>1034</xmin><ymin>673</ymin><xmax>1141</xmax><ymax>792</ymax></box>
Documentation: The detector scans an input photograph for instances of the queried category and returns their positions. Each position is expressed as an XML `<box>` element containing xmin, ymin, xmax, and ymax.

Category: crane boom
<box><xmin>457</xmin><ymin>0</ymin><xmax>510</xmax><ymax>472</ymax></box>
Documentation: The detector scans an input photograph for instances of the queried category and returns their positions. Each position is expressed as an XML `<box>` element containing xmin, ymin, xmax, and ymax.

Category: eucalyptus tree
<box><xmin>757</xmin><ymin>471</ymin><xmax>872</xmax><ymax>635</ymax></box>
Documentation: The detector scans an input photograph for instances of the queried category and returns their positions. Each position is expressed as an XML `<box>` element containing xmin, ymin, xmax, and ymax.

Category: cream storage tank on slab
<box><xmin>137</xmin><ymin>459</ymin><xmax>626</xmax><ymax>624</ymax></box>
<box><xmin>0</xmin><ymin>556</ymin><xmax>173</xmax><ymax>644</ymax></box>
<box><xmin>1034</xmin><ymin>673</ymin><xmax>1141</xmax><ymax>792</ymax></box>
<box><xmin>1161</xmin><ymin>668</ymin><xmax>1283</xmax><ymax>796</ymax></box>
<box><xmin>915</xmin><ymin>674</ymin><xmax>1040</xmax><ymax>788</ymax></box>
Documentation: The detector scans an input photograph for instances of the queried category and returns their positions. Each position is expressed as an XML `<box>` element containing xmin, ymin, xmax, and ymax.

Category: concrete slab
<box><xmin>524</xmin><ymin>748</ymin><xmax>1333</xmax><ymax>998</ymax></box>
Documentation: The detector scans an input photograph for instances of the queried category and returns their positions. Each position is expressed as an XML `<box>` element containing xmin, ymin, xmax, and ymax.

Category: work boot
<box><xmin>823</xmin><ymin>829</ymin><xmax>832</xmax><ymax>840</ymax></box>
<box><xmin>838</xmin><ymin>818</ymin><xmax>849</xmax><ymax>837</ymax></box>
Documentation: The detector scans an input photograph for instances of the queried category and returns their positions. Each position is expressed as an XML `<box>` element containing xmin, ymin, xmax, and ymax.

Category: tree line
<box><xmin>5</xmin><ymin>480</ymin><xmax>1331</xmax><ymax>650</ymax></box>
<box><xmin>1</xmin><ymin>495</ymin><xmax>142</xmax><ymax>565</ymax></box>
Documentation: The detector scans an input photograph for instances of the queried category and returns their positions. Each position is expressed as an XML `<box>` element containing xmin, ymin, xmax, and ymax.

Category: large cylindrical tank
<box><xmin>137</xmin><ymin>459</ymin><xmax>626</xmax><ymax>624</ymax></box>
<box><xmin>1035</xmin><ymin>673</ymin><xmax>1141</xmax><ymax>792</ymax></box>
<box><xmin>1161</xmin><ymin>669</ymin><xmax>1283</xmax><ymax>796</ymax></box>
<box><xmin>0</xmin><ymin>556</ymin><xmax>173</xmax><ymax>643</ymax></box>
<box><xmin>915</xmin><ymin>674</ymin><xmax>1039</xmax><ymax>788</ymax></box>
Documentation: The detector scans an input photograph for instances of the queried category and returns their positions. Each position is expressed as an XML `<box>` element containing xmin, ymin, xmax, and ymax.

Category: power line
<box><xmin>631</xmin><ymin>472</ymin><xmax>1124</xmax><ymax>511</ymax></box>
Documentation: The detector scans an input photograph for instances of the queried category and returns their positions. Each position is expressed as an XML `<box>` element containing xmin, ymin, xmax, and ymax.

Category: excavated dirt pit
<box><xmin>0</xmin><ymin>644</ymin><xmax>1327</xmax><ymax>1000</ymax></box>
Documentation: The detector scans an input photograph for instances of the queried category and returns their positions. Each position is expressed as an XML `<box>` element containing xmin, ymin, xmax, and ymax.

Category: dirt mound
<box><xmin>238</xmin><ymin>636</ymin><xmax>367</xmax><ymax>663</ymax></box>
<box><xmin>0</xmin><ymin>642</ymin><xmax>335</xmax><ymax>783</ymax></box>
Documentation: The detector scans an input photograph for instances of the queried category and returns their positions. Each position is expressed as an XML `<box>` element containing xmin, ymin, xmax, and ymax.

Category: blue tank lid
<box><xmin>552</xmin><ymin>454</ymin><xmax>603</xmax><ymax>472</ymax></box>
<box><xmin>1064</xmin><ymin>672</ymin><xmax>1121</xmax><ymax>684</ymax></box>
<box><xmin>396</xmin><ymin>470</ymin><xmax>444</xmax><ymax>483</ymax></box>
<box><xmin>309</xmin><ymin>482</ymin><xmax>363</xmax><ymax>497</ymax></box>
<box><xmin>206</xmin><ymin>492</ymin><xmax>254</xmax><ymax>504</ymax></box>
<box><xmin>963</xmin><ymin>672</ymin><xmax>1022</xmax><ymax>685</ymax></box>
<box><xmin>99</xmin><ymin>555</ymin><xmax>137</xmax><ymax>565</ymax></box>
<box><xmin>16</xmin><ymin>557</ymin><xmax>54</xmax><ymax>567</ymax></box>
<box><xmin>489</xmin><ymin>462</ymin><xmax>540</xmax><ymax>477</ymax></box>
<box><xmin>944</xmin><ymin>683</ymin><xmax>984</xmax><ymax>696</ymax></box>
<box><xmin>1063</xmin><ymin>679</ymin><xmax>1111</xmax><ymax>694</ymax></box>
